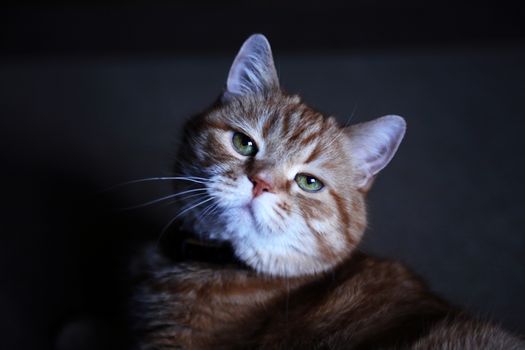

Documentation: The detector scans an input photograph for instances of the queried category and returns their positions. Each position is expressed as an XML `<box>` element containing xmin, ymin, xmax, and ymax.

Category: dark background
<box><xmin>1</xmin><ymin>1</ymin><xmax>524</xmax><ymax>349</ymax></box>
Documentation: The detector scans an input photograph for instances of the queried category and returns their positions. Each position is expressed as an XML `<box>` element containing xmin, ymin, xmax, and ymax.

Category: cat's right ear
<box><xmin>222</xmin><ymin>34</ymin><xmax>280</xmax><ymax>102</ymax></box>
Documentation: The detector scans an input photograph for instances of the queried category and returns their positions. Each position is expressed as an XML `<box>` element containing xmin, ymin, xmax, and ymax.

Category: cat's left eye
<box><xmin>232</xmin><ymin>132</ymin><xmax>258</xmax><ymax>156</ymax></box>
<box><xmin>295</xmin><ymin>173</ymin><xmax>324</xmax><ymax>192</ymax></box>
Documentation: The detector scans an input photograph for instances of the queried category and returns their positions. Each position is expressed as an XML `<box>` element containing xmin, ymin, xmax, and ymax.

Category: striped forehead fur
<box><xmin>209</xmin><ymin>94</ymin><xmax>348</xmax><ymax>169</ymax></box>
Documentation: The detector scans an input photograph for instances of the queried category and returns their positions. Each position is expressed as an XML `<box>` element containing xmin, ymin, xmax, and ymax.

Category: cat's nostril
<box><xmin>250</xmin><ymin>175</ymin><xmax>273</xmax><ymax>197</ymax></box>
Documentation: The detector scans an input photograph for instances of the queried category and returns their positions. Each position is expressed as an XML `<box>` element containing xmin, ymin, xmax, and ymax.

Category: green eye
<box><xmin>295</xmin><ymin>173</ymin><xmax>324</xmax><ymax>192</ymax></box>
<box><xmin>232</xmin><ymin>132</ymin><xmax>258</xmax><ymax>156</ymax></box>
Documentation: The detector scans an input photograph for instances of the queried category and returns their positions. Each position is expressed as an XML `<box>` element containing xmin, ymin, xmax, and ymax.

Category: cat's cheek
<box><xmin>235</xmin><ymin>176</ymin><xmax>254</xmax><ymax>205</ymax></box>
<box><xmin>209</xmin><ymin>175</ymin><xmax>253</xmax><ymax>209</ymax></box>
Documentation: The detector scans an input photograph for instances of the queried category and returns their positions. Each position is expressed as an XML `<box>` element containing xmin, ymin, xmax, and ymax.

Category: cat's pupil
<box><xmin>238</xmin><ymin>134</ymin><xmax>253</xmax><ymax>147</ymax></box>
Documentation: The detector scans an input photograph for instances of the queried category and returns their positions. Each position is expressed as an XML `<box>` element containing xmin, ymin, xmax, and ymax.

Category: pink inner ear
<box><xmin>225</xmin><ymin>34</ymin><xmax>279</xmax><ymax>98</ymax></box>
<box><xmin>347</xmin><ymin>115</ymin><xmax>406</xmax><ymax>189</ymax></box>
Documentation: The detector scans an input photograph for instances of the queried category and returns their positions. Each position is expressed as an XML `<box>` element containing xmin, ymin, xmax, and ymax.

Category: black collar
<box><xmin>159</xmin><ymin>223</ymin><xmax>246</xmax><ymax>267</ymax></box>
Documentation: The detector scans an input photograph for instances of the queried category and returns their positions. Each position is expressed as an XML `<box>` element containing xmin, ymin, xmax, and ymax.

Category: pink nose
<box><xmin>250</xmin><ymin>176</ymin><xmax>273</xmax><ymax>197</ymax></box>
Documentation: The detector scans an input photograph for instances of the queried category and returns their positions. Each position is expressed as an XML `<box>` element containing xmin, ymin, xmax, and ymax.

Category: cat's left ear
<box><xmin>222</xmin><ymin>34</ymin><xmax>280</xmax><ymax>101</ymax></box>
<box><xmin>345</xmin><ymin>115</ymin><xmax>406</xmax><ymax>191</ymax></box>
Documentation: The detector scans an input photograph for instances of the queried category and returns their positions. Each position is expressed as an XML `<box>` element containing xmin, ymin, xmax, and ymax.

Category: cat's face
<box><xmin>177</xmin><ymin>35</ymin><xmax>405</xmax><ymax>277</ymax></box>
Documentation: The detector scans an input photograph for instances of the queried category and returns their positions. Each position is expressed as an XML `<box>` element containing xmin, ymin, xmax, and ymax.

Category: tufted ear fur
<box><xmin>345</xmin><ymin>115</ymin><xmax>406</xmax><ymax>190</ymax></box>
<box><xmin>222</xmin><ymin>34</ymin><xmax>280</xmax><ymax>101</ymax></box>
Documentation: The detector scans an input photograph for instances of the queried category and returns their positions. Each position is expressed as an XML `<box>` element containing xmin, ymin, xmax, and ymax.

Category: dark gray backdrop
<box><xmin>1</xmin><ymin>2</ymin><xmax>524</xmax><ymax>349</ymax></box>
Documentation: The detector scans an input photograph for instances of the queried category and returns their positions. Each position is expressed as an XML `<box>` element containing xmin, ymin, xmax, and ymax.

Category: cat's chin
<box><xmin>233</xmin><ymin>240</ymin><xmax>339</xmax><ymax>277</ymax></box>
<box><xmin>184</xmin><ymin>196</ymin><xmax>339</xmax><ymax>276</ymax></box>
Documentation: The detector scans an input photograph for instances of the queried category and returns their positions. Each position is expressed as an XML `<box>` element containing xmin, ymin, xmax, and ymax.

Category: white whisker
<box><xmin>157</xmin><ymin>197</ymin><xmax>214</xmax><ymax>245</ymax></box>
<box><xmin>198</xmin><ymin>202</ymin><xmax>220</xmax><ymax>222</ymax></box>
<box><xmin>119</xmin><ymin>188</ymin><xmax>208</xmax><ymax>211</ymax></box>
<box><xmin>172</xmin><ymin>174</ymin><xmax>210</xmax><ymax>181</ymax></box>
<box><xmin>103</xmin><ymin>176</ymin><xmax>210</xmax><ymax>192</ymax></box>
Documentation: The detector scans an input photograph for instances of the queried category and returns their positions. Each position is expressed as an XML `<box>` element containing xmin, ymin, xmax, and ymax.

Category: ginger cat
<box><xmin>131</xmin><ymin>34</ymin><xmax>524</xmax><ymax>349</ymax></box>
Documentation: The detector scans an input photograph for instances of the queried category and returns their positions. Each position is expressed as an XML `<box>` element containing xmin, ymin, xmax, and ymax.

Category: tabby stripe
<box><xmin>206</xmin><ymin>120</ymin><xmax>230</xmax><ymax>131</ymax></box>
<box><xmin>306</xmin><ymin>220</ymin><xmax>337</xmax><ymax>263</ymax></box>
<box><xmin>299</xmin><ymin>116</ymin><xmax>325</xmax><ymax>147</ymax></box>
<box><xmin>280</xmin><ymin>104</ymin><xmax>296</xmax><ymax>138</ymax></box>
<box><xmin>305</xmin><ymin>143</ymin><xmax>323</xmax><ymax>163</ymax></box>
<box><xmin>262</xmin><ymin>113</ymin><xmax>274</xmax><ymax>138</ymax></box>
<box><xmin>329</xmin><ymin>189</ymin><xmax>355</xmax><ymax>247</ymax></box>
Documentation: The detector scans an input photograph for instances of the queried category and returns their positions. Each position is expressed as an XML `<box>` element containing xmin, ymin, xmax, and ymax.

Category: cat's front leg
<box><xmin>133</xmin><ymin>260</ymin><xmax>257</xmax><ymax>349</ymax></box>
<box><xmin>133</xmin><ymin>262</ymin><xmax>207</xmax><ymax>349</ymax></box>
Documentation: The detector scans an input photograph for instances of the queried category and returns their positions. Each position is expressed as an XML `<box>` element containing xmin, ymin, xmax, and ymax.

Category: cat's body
<box><xmin>134</xmin><ymin>248</ymin><xmax>521</xmax><ymax>349</ymax></box>
<box><xmin>131</xmin><ymin>35</ymin><xmax>524</xmax><ymax>349</ymax></box>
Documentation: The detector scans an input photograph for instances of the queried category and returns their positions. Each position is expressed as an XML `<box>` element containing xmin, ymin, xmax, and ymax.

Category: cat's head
<box><xmin>177</xmin><ymin>34</ymin><xmax>405</xmax><ymax>277</ymax></box>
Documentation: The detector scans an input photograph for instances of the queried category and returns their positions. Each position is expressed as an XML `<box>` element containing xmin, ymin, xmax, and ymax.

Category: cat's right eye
<box><xmin>232</xmin><ymin>132</ymin><xmax>258</xmax><ymax>157</ymax></box>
